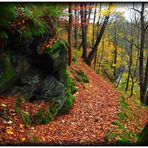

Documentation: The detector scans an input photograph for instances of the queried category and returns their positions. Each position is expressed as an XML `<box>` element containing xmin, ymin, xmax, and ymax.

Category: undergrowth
<box><xmin>104</xmin><ymin>95</ymin><xmax>145</xmax><ymax>145</ymax></box>
<box><xmin>14</xmin><ymin>97</ymin><xmax>53</xmax><ymax>126</ymax></box>
<box><xmin>76</xmin><ymin>70</ymin><xmax>89</xmax><ymax>83</ymax></box>
<box><xmin>60</xmin><ymin>70</ymin><xmax>77</xmax><ymax>114</ymax></box>
<box><xmin>45</xmin><ymin>39</ymin><xmax>68</xmax><ymax>55</ymax></box>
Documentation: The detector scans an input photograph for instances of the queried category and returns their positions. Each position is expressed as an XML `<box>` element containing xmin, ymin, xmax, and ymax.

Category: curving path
<box><xmin>33</xmin><ymin>59</ymin><xmax>120</xmax><ymax>145</ymax></box>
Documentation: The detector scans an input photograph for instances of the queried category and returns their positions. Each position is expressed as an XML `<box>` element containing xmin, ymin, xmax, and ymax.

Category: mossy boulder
<box><xmin>0</xmin><ymin>52</ymin><xmax>30</xmax><ymax>93</ymax></box>
<box><xmin>0</xmin><ymin>33</ymin><xmax>68</xmax><ymax>122</ymax></box>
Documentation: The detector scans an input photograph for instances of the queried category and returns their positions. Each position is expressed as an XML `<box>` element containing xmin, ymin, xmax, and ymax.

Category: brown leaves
<box><xmin>0</xmin><ymin>58</ymin><xmax>147</xmax><ymax>144</ymax></box>
<box><xmin>6</xmin><ymin>127</ymin><xmax>14</xmax><ymax>136</ymax></box>
<box><xmin>38</xmin><ymin>36</ymin><xmax>60</xmax><ymax>54</ymax></box>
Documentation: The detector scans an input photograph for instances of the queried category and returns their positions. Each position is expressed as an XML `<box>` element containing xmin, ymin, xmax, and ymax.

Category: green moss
<box><xmin>45</xmin><ymin>39</ymin><xmax>68</xmax><ymax>55</ymax></box>
<box><xmin>0</xmin><ymin>53</ymin><xmax>15</xmax><ymax>92</ymax></box>
<box><xmin>60</xmin><ymin>71</ymin><xmax>77</xmax><ymax>114</ymax></box>
<box><xmin>14</xmin><ymin>97</ymin><xmax>53</xmax><ymax>125</ymax></box>
<box><xmin>72</xmin><ymin>56</ymin><xmax>78</xmax><ymax>65</ymax></box>
<box><xmin>0</xmin><ymin>4</ymin><xmax>17</xmax><ymax>28</ymax></box>
<box><xmin>76</xmin><ymin>70</ymin><xmax>89</xmax><ymax>83</ymax></box>
<box><xmin>62</xmin><ymin>94</ymin><xmax>75</xmax><ymax>114</ymax></box>
<box><xmin>67</xmin><ymin>77</ymin><xmax>77</xmax><ymax>94</ymax></box>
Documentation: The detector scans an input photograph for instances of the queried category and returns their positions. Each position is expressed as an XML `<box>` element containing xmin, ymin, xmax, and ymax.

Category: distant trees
<box><xmin>87</xmin><ymin>3</ymin><xmax>112</xmax><ymax>65</ymax></box>
<box><xmin>133</xmin><ymin>3</ymin><xmax>148</xmax><ymax>104</ymax></box>
<box><xmin>64</xmin><ymin>2</ymin><xmax>148</xmax><ymax>105</ymax></box>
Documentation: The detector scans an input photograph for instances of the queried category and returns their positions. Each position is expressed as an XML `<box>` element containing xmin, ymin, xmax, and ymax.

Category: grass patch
<box><xmin>14</xmin><ymin>97</ymin><xmax>53</xmax><ymax>126</ymax></box>
<box><xmin>104</xmin><ymin>95</ymin><xmax>144</xmax><ymax>145</ymax></box>
<box><xmin>76</xmin><ymin>70</ymin><xmax>89</xmax><ymax>83</ymax></box>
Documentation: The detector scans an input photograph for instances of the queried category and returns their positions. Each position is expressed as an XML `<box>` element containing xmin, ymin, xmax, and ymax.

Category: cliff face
<box><xmin>0</xmin><ymin>31</ymin><xmax>68</xmax><ymax>118</ymax></box>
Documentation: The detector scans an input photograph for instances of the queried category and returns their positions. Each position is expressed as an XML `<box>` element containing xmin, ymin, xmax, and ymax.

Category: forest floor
<box><xmin>0</xmin><ymin>58</ymin><xmax>148</xmax><ymax>145</ymax></box>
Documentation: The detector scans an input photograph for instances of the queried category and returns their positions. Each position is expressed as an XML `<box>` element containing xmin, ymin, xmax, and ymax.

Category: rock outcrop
<box><xmin>0</xmin><ymin>32</ymin><xmax>68</xmax><ymax>117</ymax></box>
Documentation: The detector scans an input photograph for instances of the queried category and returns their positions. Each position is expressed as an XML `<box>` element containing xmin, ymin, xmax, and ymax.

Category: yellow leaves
<box><xmin>19</xmin><ymin>124</ymin><xmax>24</xmax><ymax>128</ymax></box>
<box><xmin>21</xmin><ymin>138</ymin><xmax>26</xmax><ymax>142</ymax></box>
<box><xmin>112</xmin><ymin>63</ymin><xmax>116</xmax><ymax>67</ymax></box>
<box><xmin>98</xmin><ymin>3</ymin><xmax>116</xmax><ymax>17</ymax></box>
<box><xmin>87</xmin><ymin>25</ymin><xmax>93</xmax><ymax>45</ymax></box>
<box><xmin>6</xmin><ymin>127</ymin><xmax>14</xmax><ymax>136</ymax></box>
<box><xmin>118</xmin><ymin>32</ymin><xmax>124</xmax><ymax>38</ymax></box>
<box><xmin>41</xmin><ymin>136</ymin><xmax>46</xmax><ymax>142</ymax></box>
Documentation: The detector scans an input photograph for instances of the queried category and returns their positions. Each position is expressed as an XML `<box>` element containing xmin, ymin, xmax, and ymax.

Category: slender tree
<box><xmin>92</xmin><ymin>3</ymin><xmax>97</xmax><ymax>47</ymax></box>
<box><xmin>68</xmin><ymin>3</ymin><xmax>72</xmax><ymax>65</ymax></box>
<box><xmin>80</xmin><ymin>3</ymin><xmax>87</xmax><ymax>61</ymax></box>
<box><xmin>133</xmin><ymin>3</ymin><xmax>148</xmax><ymax>104</ymax></box>
<box><xmin>113</xmin><ymin>21</ymin><xmax>118</xmax><ymax>81</ymax></box>
<box><xmin>87</xmin><ymin>3</ymin><xmax>112</xmax><ymax>66</ymax></box>
<box><xmin>87</xmin><ymin>13</ymin><xmax>110</xmax><ymax>65</ymax></box>
<box><xmin>74</xmin><ymin>3</ymin><xmax>78</xmax><ymax>49</ymax></box>
<box><xmin>143</xmin><ymin>57</ymin><xmax>148</xmax><ymax>104</ymax></box>
<box><xmin>139</xmin><ymin>3</ymin><xmax>145</xmax><ymax>102</ymax></box>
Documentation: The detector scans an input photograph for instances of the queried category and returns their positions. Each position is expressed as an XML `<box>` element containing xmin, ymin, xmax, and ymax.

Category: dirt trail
<box><xmin>33</xmin><ymin>59</ymin><xmax>120</xmax><ymax>145</ymax></box>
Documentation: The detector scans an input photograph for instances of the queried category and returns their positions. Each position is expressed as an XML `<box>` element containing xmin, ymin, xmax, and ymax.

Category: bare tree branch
<box><xmin>132</xmin><ymin>7</ymin><xmax>141</xmax><ymax>14</ymax></box>
<box><xmin>123</xmin><ymin>36</ymin><xmax>140</xmax><ymax>49</ymax></box>
<box><xmin>132</xmin><ymin>3</ymin><xmax>141</xmax><ymax>14</ymax></box>
<box><xmin>144</xmin><ymin>24</ymin><xmax>148</xmax><ymax>31</ymax></box>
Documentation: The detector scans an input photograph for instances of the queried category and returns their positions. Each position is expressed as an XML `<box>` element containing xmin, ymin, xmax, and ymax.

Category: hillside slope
<box><xmin>31</xmin><ymin>58</ymin><xmax>121</xmax><ymax>145</ymax></box>
<box><xmin>0</xmin><ymin>58</ymin><xmax>147</xmax><ymax>145</ymax></box>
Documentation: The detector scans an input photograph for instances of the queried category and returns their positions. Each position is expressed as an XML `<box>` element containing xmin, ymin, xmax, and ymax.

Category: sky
<box><xmin>63</xmin><ymin>3</ymin><xmax>148</xmax><ymax>23</ymax></box>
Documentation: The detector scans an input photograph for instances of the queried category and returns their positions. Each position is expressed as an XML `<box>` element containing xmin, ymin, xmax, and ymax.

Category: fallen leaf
<box><xmin>21</xmin><ymin>138</ymin><xmax>26</xmax><ymax>142</ymax></box>
<box><xmin>1</xmin><ymin>103</ymin><xmax>7</xmax><ymax>107</ymax></box>
<box><xmin>19</xmin><ymin>124</ymin><xmax>24</xmax><ymax>128</ymax></box>
<box><xmin>6</xmin><ymin>129</ymin><xmax>14</xmax><ymax>135</ymax></box>
<box><xmin>8</xmin><ymin>121</ymin><xmax>13</xmax><ymax>124</ymax></box>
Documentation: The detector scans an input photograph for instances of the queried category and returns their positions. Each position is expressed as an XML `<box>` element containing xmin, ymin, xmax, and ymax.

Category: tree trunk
<box><xmin>113</xmin><ymin>24</ymin><xmax>118</xmax><ymax>81</ymax></box>
<box><xmin>68</xmin><ymin>3</ymin><xmax>72</xmax><ymax>66</ymax></box>
<box><xmin>130</xmin><ymin>78</ymin><xmax>135</xmax><ymax>97</ymax></box>
<box><xmin>98</xmin><ymin>36</ymin><xmax>105</xmax><ymax>73</ymax></box>
<box><xmin>86</xmin><ymin>3</ymin><xmax>92</xmax><ymax>27</ymax></box>
<box><xmin>143</xmin><ymin>57</ymin><xmax>148</xmax><ymax>104</ymax></box>
<box><xmin>87</xmin><ymin>13</ymin><xmax>110</xmax><ymax>66</ymax></box>
<box><xmin>125</xmin><ymin>44</ymin><xmax>133</xmax><ymax>91</ymax></box>
<box><xmin>92</xmin><ymin>4</ymin><xmax>97</xmax><ymax>47</ymax></box>
<box><xmin>139</xmin><ymin>3</ymin><xmax>145</xmax><ymax>103</ymax></box>
<box><xmin>94</xmin><ymin>52</ymin><xmax>97</xmax><ymax>69</ymax></box>
<box><xmin>116</xmin><ymin>70</ymin><xmax>124</xmax><ymax>88</ymax></box>
<box><xmin>80</xmin><ymin>3</ymin><xmax>87</xmax><ymax>61</ymax></box>
<box><xmin>74</xmin><ymin>4</ymin><xmax>78</xmax><ymax>49</ymax></box>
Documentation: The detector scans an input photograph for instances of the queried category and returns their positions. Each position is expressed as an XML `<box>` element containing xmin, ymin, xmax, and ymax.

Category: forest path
<box><xmin>33</xmin><ymin>58</ymin><xmax>120</xmax><ymax>145</ymax></box>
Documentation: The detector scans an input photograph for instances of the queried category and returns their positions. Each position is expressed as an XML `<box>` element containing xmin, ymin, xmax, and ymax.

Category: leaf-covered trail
<box><xmin>32</xmin><ymin>59</ymin><xmax>120</xmax><ymax>145</ymax></box>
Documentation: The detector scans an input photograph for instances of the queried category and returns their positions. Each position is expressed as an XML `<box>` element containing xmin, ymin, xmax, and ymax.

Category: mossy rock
<box><xmin>45</xmin><ymin>39</ymin><xmax>68</xmax><ymax>55</ymax></box>
<box><xmin>0</xmin><ymin>52</ymin><xmax>31</xmax><ymax>93</ymax></box>
<box><xmin>58</xmin><ymin>94</ymin><xmax>75</xmax><ymax>115</ymax></box>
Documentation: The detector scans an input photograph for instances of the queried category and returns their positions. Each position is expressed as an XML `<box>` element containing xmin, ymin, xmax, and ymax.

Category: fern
<box><xmin>120</xmin><ymin>100</ymin><xmax>129</xmax><ymax>109</ymax></box>
<box><xmin>112</xmin><ymin>121</ymin><xmax>131</xmax><ymax>138</ymax></box>
<box><xmin>117</xmin><ymin>135</ymin><xmax>130</xmax><ymax>144</ymax></box>
<box><xmin>117</xmin><ymin>112</ymin><xmax>125</xmax><ymax>120</ymax></box>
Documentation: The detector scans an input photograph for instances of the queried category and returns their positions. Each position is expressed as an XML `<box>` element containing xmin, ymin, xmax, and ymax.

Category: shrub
<box><xmin>0</xmin><ymin>3</ymin><xmax>16</xmax><ymax>28</ymax></box>
<box><xmin>14</xmin><ymin>97</ymin><xmax>53</xmax><ymax>125</ymax></box>
<box><xmin>62</xmin><ymin>94</ymin><xmax>75</xmax><ymax>114</ymax></box>
<box><xmin>45</xmin><ymin>39</ymin><xmax>68</xmax><ymax>55</ymax></box>
<box><xmin>72</xmin><ymin>56</ymin><xmax>78</xmax><ymax>65</ymax></box>
<box><xmin>76</xmin><ymin>70</ymin><xmax>89</xmax><ymax>83</ymax></box>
